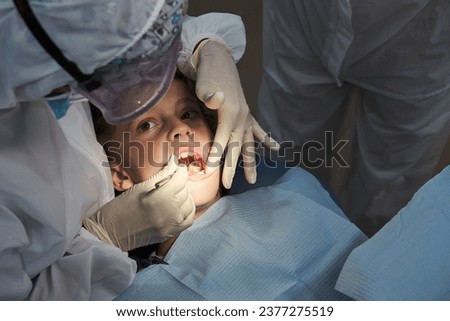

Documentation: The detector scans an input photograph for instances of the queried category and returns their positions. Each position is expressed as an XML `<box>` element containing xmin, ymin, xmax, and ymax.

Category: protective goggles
<box><xmin>14</xmin><ymin>0</ymin><xmax>181</xmax><ymax>124</ymax></box>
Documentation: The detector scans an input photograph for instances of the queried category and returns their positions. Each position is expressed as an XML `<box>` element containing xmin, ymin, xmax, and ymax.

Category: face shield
<box><xmin>75</xmin><ymin>34</ymin><xmax>181</xmax><ymax>124</ymax></box>
<box><xmin>13</xmin><ymin>0</ymin><xmax>186</xmax><ymax>124</ymax></box>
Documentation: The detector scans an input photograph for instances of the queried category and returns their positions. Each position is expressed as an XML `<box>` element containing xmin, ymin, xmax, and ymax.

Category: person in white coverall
<box><xmin>0</xmin><ymin>0</ymin><xmax>271</xmax><ymax>300</ymax></box>
<box><xmin>258</xmin><ymin>0</ymin><xmax>450</xmax><ymax>236</ymax></box>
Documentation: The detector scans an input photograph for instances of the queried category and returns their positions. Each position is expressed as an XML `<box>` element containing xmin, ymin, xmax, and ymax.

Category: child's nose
<box><xmin>169</xmin><ymin>119</ymin><xmax>192</xmax><ymax>140</ymax></box>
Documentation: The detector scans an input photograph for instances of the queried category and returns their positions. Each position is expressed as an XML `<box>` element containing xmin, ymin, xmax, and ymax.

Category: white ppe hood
<box><xmin>0</xmin><ymin>0</ymin><xmax>166</xmax><ymax>108</ymax></box>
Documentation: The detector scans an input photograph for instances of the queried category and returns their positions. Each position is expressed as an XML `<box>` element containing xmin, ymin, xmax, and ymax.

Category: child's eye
<box><xmin>137</xmin><ymin>120</ymin><xmax>156</xmax><ymax>132</ymax></box>
<box><xmin>181</xmin><ymin>110</ymin><xmax>198</xmax><ymax>120</ymax></box>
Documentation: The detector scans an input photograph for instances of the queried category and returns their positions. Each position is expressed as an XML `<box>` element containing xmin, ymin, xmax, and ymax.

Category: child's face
<box><xmin>110</xmin><ymin>78</ymin><xmax>220</xmax><ymax>209</ymax></box>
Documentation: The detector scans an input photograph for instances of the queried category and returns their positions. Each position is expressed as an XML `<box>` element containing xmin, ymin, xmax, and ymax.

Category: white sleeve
<box><xmin>177</xmin><ymin>13</ymin><xmax>246</xmax><ymax>79</ymax></box>
<box><xmin>0</xmin><ymin>100</ymin><xmax>136</xmax><ymax>300</ymax></box>
<box><xmin>27</xmin><ymin>229</ymin><xmax>136</xmax><ymax>301</ymax></box>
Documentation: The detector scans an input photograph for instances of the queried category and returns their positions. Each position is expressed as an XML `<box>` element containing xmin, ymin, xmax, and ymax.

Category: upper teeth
<box><xmin>179</xmin><ymin>152</ymin><xmax>194</xmax><ymax>159</ymax></box>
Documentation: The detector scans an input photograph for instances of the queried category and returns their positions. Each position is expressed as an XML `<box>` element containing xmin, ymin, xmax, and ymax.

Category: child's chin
<box><xmin>188</xmin><ymin>181</ymin><xmax>218</xmax><ymax>207</ymax></box>
<box><xmin>188</xmin><ymin>180</ymin><xmax>208</xmax><ymax>199</ymax></box>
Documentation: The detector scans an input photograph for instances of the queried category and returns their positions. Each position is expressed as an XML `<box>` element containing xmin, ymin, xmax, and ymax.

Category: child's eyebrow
<box><xmin>175</xmin><ymin>96</ymin><xmax>199</xmax><ymax>107</ymax></box>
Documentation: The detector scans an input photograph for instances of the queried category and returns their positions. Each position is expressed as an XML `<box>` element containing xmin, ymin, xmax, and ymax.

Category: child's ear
<box><xmin>110</xmin><ymin>164</ymin><xmax>134</xmax><ymax>192</ymax></box>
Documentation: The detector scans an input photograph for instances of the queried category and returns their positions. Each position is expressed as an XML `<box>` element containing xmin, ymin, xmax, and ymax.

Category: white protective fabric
<box><xmin>258</xmin><ymin>0</ymin><xmax>450</xmax><ymax>235</ymax></box>
<box><xmin>0</xmin><ymin>98</ymin><xmax>136</xmax><ymax>300</ymax></box>
<box><xmin>0</xmin><ymin>0</ymin><xmax>166</xmax><ymax>108</ymax></box>
<box><xmin>116</xmin><ymin>168</ymin><xmax>367</xmax><ymax>301</ymax></box>
<box><xmin>0</xmin><ymin>11</ymin><xmax>245</xmax><ymax>300</ymax></box>
<box><xmin>336</xmin><ymin>165</ymin><xmax>450</xmax><ymax>300</ymax></box>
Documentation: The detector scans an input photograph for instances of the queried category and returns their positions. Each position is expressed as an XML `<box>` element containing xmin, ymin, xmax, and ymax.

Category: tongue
<box><xmin>180</xmin><ymin>154</ymin><xmax>206</xmax><ymax>171</ymax></box>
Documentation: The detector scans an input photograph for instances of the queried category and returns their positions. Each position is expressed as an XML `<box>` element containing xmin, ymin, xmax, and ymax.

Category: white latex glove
<box><xmin>191</xmin><ymin>40</ymin><xmax>279</xmax><ymax>189</ymax></box>
<box><xmin>83</xmin><ymin>155</ymin><xmax>195</xmax><ymax>252</ymax></box>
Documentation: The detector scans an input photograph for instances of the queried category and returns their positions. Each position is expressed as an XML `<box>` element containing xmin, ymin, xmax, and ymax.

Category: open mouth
<box><xmin>178</xmin><ymin>152</ymin><xmax>207</xmax><ymax>174</ymax></box>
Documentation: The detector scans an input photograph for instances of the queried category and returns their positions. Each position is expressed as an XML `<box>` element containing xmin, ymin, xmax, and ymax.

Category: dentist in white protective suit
<box><xmin>258</xmin><ymin>0</ymin><xmax>450</xmax><ymax>236</ymax></box>
<box><xmin>0</xmin><ymin>0</ymin><xmax>271</xmax><ymax>300</ymax></box>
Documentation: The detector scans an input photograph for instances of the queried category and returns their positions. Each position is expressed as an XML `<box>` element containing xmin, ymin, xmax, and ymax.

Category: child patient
<box><xmin>92</xmin><ymin>73</ymin><xmax>222</xmax><ymax>259</ymax></box>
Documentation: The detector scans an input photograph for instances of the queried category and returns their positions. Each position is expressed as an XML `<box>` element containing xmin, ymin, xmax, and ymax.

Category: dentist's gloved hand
<box><xmin>190</xmin><ymin>40</ymin><xmax>279</xmax><ymax>189</ymax></box>
<box><xmin>83</xmin><ymin>155</ymin><xmax>195</xmax><ymax>252</ymax></box>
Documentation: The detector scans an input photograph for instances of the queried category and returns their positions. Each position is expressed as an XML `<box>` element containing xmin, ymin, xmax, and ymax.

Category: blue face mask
<box><xmin>46</xmin><ymin>95</ymin><xmax>71</xmax><ymax>120</ymax></box>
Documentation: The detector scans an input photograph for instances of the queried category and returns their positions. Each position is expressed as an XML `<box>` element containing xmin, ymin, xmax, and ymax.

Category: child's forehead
<box><xmin>146</xmin><ymin>85</ymin><xmax>197</xmax><ymax>115</ymax></box>
<box><xmin>153</xmin><ymin>78</ymin><xmax>193</xmax><ymax>105</ymax></box>
<box><xmin>171</xmin><ymin>78</ymin><xmax>196</xmax><ymax>101</ymax></box>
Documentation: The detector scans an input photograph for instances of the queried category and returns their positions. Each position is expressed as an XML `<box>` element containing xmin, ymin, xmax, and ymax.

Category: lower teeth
<box><xmin>188</xmin><ymin>161</ymin><xmax>203</xmax><ymax>174</ymax></box>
